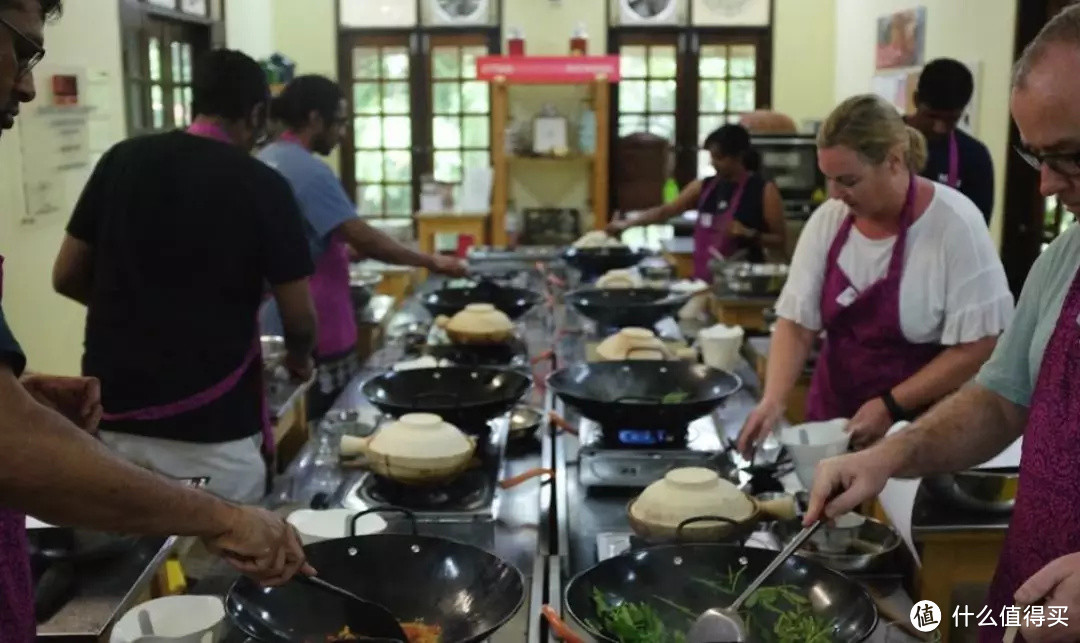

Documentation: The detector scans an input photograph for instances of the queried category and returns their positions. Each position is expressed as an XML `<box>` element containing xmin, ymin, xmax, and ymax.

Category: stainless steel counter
<box><xmin>206</xmin><ymin>269</ymin><xmax>557</xmax><ymax>643</ymax></box>
<box><xmin>36</xmin><ymin>537</ymin><xmax>177</xmax><ymax>640</ymax></box>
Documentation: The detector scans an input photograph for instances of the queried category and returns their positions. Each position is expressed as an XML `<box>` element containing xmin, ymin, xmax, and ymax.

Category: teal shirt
<box><xmin>975</xmin><ymin>225</ymin><xmax>1080</xmax><ymax>407</ymax></box>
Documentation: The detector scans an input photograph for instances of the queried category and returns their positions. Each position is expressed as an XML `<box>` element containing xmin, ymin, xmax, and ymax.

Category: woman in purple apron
<box><xmin>607</xmin><ymin>124</ymin><xmax>788</xmax><ymax>280</ymax></box>
<box><xmin>737</xmin><ymin>94</ymin><xmax>1009</xmax><ymax>455</ymax></box>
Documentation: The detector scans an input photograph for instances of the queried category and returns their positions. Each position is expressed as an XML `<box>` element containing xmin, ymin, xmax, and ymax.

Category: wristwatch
<box><xmin>881</xmin><ymin>391</ymin><xmax>910</xmax><ymax>423</ymax></box>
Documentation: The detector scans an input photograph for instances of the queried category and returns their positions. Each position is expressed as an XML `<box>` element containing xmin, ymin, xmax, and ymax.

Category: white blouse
<box><xmin>775</xmin><ymin>184</ymin><xmax>1014</xmax><ymax>345</ymax></box>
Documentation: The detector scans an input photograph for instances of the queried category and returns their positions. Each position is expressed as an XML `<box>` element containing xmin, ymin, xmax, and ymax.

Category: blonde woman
<box><xmin>737</xmin><ymin>94</ymin><xmax>1013</xmax><ymax>452</ymax></box>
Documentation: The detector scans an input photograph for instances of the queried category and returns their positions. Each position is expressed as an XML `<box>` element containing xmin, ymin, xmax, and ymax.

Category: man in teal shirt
<box><xmin>804</xmin><ymin>5</ymin><xmax>1080</xmax><ymax>642</ymax></box>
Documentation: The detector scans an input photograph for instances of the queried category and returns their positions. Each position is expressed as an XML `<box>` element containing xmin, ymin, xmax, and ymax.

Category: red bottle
<box><xmin>570</xmin><ymin>23</ymin><xmax>587</xmax><ymax>56</ymax></box>
<box><xmin>508</xmin><ymin>27</ymin><xmax>525</xmax><ymax>57</ymax></box>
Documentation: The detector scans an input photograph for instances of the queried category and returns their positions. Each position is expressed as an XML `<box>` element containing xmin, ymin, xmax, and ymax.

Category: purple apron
<box><xmin>692</xmin><ymin>174</ymin><xmax>749</xmax><ymax>281</ymax></box>
<box><xmin>102</xmin><ymin>122</ymin><xmax>275</xmax><ymax>459</ymax></box>
<box><xmin>278</xmin><ymin>132</ymin><xmax>357</xmax><ymax>359</ymax></box>
<box><xmin>977</xmin><ymin>267</ymin><xmax>1080</xmax><ymax>642</ymax></box>
<box><xmin>0</xmin><ymin>256</ymin><xmax>33</xmax><ymax>643</ymax></box>
<box><xmin>945</xmin><ymin>130</ymin><xmax>960</xmax><ymax>189</ymax></box>
<box><xmin>805</xmin><ymin>175</ymin><xmax>945</xmax><ymax>421</ymax></box>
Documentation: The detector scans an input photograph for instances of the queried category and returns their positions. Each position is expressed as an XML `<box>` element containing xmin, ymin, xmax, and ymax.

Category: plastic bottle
<box><xmin>508</xmin><ymin>26</ymin><xmax>525</xmax><ymax>57</ymax></box>
<box><xmin>578</xmin><ymin>102</ymin><xmax>597</xmax><ymax>155</ymax></box>
<box><xmin>570</xmin><ymin>22</ymin><xmax>588</xmax><ymax>56</ymax></box>
<box><xmin>663</xmin><ymin>177</ymin><xmax>679</xmax><ymax>203</ymax></box>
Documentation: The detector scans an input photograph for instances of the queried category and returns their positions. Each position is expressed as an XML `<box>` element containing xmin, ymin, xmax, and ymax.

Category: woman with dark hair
<box><xmin>607</xmin><ymin>124</ymin><xmax>787</xmax><ymax>280</ymax></box>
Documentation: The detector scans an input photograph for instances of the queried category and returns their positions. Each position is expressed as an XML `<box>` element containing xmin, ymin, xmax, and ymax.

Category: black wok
<box><xmin>422</xmin><ymin>280</ymin><xmax>540</xmax><ymax>320</ymax></box>
<box><xmin>227</xmin><ymin>508</ymin><xmax>526</xmax><ymax>643</ymax></box>
<box><xmin>565</xmin><ymin>543</ymin><xmax>877</xmax><ymax>642</ymax></box>
<box><xmin>562</xmin><ymin>246</ymin><xmax>651</xmax><ymax>278</ymax></box>
<box><xmin>547</xmin><ymin>360</ymin><xmax>741</xmax><ymax>430</ymax></box>
<box><xmin>361</xmin><ymin>366</ymin><xmax>531</xmax><ymax>430</ymax></box>
<box><xmin>567</xmin><ymin>287</ymin><xmax>691</xmax><ymax>329</ymax></box>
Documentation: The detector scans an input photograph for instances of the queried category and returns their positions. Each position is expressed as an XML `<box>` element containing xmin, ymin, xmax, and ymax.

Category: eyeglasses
<box><xmin>1015</xmin><ymin>144</ymin><xmax>1080</xmax><ymax>178</ymax></box>
<box><xmin>0</xmin><ymin>15</ymin><xmax>44</xmax><ymax>77</ymax></box>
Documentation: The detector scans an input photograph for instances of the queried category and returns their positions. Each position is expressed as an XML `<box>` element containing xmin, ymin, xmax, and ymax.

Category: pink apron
<box><xmin>692</xmin><ymin>174</ymin><xmax>749</xmax><ymax>281</ymax></box>
<box><xmin>102</xmin><ymin>122</ymin><xmax>275</xmax><ymax>459</ymax></box>
<box><xmin>0</xmin><ymin>255</ymin><xmax>34</xmax><ymax>643</ymax></box>
<box><xmin>278</xmin><ymin>132</ymin><xmax>357</xmax><ymax>359</ymax></box>
<box><xmin>805</xmin><ymin>175</ymin><xmax>945</xmax><ymax>421</ymax></box>
<box><xmin>977</xmin><ymin>268</ymin><xmax>1080</xmax><ymax>642</ymax></box>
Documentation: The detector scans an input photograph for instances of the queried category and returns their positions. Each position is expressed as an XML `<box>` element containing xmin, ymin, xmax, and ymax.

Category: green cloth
<box><xmin>976</xmin><ymin>225</ymin><xmax>1080</xmax><ymax>407</ymax></box>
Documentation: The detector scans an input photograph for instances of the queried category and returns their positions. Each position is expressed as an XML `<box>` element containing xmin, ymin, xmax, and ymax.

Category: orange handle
<box><xmin>542</xmin><ymin>605</ymin><xmax>584</xmax><ymax>643</ymax></box>
<box><xmin>498</xmin><ymin>467</ymin><xmax>553</xmax><ymax>489</ymax></box>
<box><xmin>547</xmin><ymin>411</ymin><xmax>578</xmax><ymax>436</ymax></box>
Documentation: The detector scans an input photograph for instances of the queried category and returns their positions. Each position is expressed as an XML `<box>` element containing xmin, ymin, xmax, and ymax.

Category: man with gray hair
<box><xmin>803</xmin><ymin>5</ymin><xmax>1080</xmax><ymax>641</ymax></box>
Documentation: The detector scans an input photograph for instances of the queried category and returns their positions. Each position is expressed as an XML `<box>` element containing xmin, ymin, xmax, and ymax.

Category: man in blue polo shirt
<box><xmin>906</xmin><ymin>58</ymin><xmax>996</xmax><ymax>223</ymax></box>
<box><xmin>258</xmin><ymin>75</ymin><xmax>468</xmax><ymax>417</ymax></box>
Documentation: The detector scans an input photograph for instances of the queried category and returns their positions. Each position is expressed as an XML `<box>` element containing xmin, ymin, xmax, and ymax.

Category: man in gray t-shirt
<box><xmin>803</xmin><ymin>6</ymin><xmax>1080</xmax><ymax>640</ymax></box>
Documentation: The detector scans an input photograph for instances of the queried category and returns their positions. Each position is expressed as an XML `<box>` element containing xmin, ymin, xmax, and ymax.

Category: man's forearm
<box><xmin>0</xmin><ymin>379</ymin><xmax>236</xmax><ymax>538</ymax></box>
<box><xmin>343</xmin><ymin>219</ymin><xmax>433</xmax><ymax>270</ymax></box>
<box><xmin>887</xmin><ymin>384</ymin><xmax>1027</xmax><ymax>478</ymax></box>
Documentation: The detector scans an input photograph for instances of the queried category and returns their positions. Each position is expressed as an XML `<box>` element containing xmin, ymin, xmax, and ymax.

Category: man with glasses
<box><xmin>258</xmin><ymin>75</ymin><xmax>467</xmax><ymax>417</ymax></box>
<box><xmin>52</xmin><ymin>49</ymin><xmax>318</xmax><ymax>503</ymax></box>
<box><xmin>803</xmin><ymin>5</ymin><xmax>1080</xmax><ymax>641</ymax></box>
<box><xmin>0</xmin><ymin>5</ymin><xmax>311</xmax><ymax>641</ymax></box>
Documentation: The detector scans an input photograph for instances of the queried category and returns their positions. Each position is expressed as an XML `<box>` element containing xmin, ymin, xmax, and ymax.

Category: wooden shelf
<box><xmin>507</xmin><ymin>154</ymin><xmax>595</xmax><ymax>163</ymax></box>
<box><xmin>489</xmin><ymin>79</ymin><xmax>612</xmax><ymax>247</ymax></box>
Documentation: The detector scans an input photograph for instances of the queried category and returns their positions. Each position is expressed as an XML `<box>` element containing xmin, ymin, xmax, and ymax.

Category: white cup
<box><xmin>698</xmin><ymin>324</ymin><xmax>745</xmax><ymax>372</ymax></box>
<box><xmin>111</xmin><ymin>596</ymin><xmax>225</xmax><ymax>643</ymax></box>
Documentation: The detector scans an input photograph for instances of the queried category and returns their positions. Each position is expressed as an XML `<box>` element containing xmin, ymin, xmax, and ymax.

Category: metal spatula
<box><xmin>687</xmin><ymin>519</ymin><xmax>824</xmax><ymax>643</ymax></box>
<box><xmin>297</xmin><ymin>575</ymin><xmax>408</xmax><ymax>641</ymax></box>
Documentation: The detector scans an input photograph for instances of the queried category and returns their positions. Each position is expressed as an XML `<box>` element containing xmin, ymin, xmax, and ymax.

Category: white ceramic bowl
<box><xmin>111</xmin><ymin>596</ymin><xmax>225</xmax><ymax>643</ymax></box>
<box><xmin>630</xmin><ymin>467</ymin><xmax>755</xmax><ymax>528</ymax></box>
<box><xmin>776</xmin><ymin>419</ymin><xmax>851</xmax><ymax>489</ymax></box>
<box><xmin>287</xmin><ymin>508</ymin><xmax>387</xmax><ymax>545</ymax></box>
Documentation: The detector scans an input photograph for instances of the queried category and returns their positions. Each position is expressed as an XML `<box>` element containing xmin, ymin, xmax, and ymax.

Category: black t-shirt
<box><xmin>921</xmin><ymin>128</ymin><xmax>995</xmax><ymax>223</ymax></box>
<box><xmin>66</xmin><ymin>131</ymin><xmax>313</xmax><ymax>443</ymax></box>
<box><xmin>700</xmin><ymin>173</ymin><xmax>770</xmax><ymax>262</ymax></box>
<box><xmin>0</xmin><ymin>306</ymin><xmax>25</xmax><ymax>378</ymax></box>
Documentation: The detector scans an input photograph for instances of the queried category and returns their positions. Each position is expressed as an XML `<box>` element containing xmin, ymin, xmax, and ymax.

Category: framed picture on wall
<box><xmin>875</xmin><ymin>7</ymin><xmax>927</xmax><ymax>70</ymax></box>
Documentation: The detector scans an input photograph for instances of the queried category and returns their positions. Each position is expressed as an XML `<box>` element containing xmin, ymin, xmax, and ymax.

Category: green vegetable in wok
<box><xmin>589</xmin><ymin>564</ymin><xmax>836</xmax><ymax>643</ymax></box>
<box><xmin>661</xmin><ymin>390</ymin><xmax>690</xmax><ymax>404</ymax></box>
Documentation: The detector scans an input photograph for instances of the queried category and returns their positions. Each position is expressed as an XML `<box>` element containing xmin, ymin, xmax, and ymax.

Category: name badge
<box><xmin>701</xmin><ymin>214</ymin><xmax>712</xmax><ymax>228</ymax></box>
<box><xmin>836</xmin><ymin>286</ymin><xmax>858</xmax><ymax>307</ymax></box>
<box><xmin>718</xmin><ymin>200</ymin><xmax>729</xmax><ymax>210</ymax></box>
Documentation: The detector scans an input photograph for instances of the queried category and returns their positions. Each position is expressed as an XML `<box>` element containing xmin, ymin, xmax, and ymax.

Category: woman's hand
<box><xmin>737</xmin><ymin>399</ymin><xmax>784</xmax><ymax>458</ymax></box>
<box><xmin>846</xmin><ymin>397</ymin><xmax>894</xmax><ymax>449</ymax></box>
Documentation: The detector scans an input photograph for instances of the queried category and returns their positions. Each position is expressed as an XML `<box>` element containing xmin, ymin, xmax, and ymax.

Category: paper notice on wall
<box><xmin>18</xmin><ymin>104</ymin><xmax>91</xmax><ymax>225</ymax></box>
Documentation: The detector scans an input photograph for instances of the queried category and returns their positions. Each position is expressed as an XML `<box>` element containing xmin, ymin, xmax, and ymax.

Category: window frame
<box><xmin>337</xmin><ymin>26</ymin><xmax>499</xmax><ymax>219</ymax></box>
<box><xmin>607</xmin><ymin>25</ymin><xmax>773</xmax><ymax>194</ymax></box>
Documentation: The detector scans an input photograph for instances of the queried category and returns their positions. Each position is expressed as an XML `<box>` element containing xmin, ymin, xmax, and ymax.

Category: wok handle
<box><xmin>351</xmin><ymin>506</ymin><xmax>419</xmax><ymax>537</ymax></box>
<box><xmin>498</xmin><ymin>467</ymin><xmax>553</xmax><ymax>489</ymax></box>
<box><xmin>675</xmin><ymin>515</ymin><xmax>740</xmax><ymax>542</ymax></box>
<box><xmin>547</xmin><ymin>411</ymin><xmax>578</xmax><ymax>436</ymax></box>
<box><xmin>541</xmin><ymin>605</ymin><xmax>584</xmax><ymax>643</ymax></box>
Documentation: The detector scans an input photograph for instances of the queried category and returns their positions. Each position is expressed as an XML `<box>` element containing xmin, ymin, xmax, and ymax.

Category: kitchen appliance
<box><xmin>421</xmin><ymin>280</ymin><xmax>540</xmax><ymax>320</ymax></box>
<box><xmin>575</xmin><ymin>415</ymin><xmax>724</xmax><ymax>488</ymax></box>
<box><xmin>424</xmin><ymin>0</ymin><xmax>493</xmax><ymax>26</ymax></box>
<box><xmin>226</xmin><ymin>509</ymin><xmax>525</xmax><ymax>643</ymax></box>
<box><xmin>924</xmin><ymin>469</ymin><xmax>1019</xmax><ymax>513</ymax></box>
<box><xmin>560</xmin><ymin>542</ymin><xmax>877</xmax><ymax>643</ymax></box>
<box><xmin>751</xmin><ymin>134</ymin><xmax>826</xmax><ymax>219</ymax></box>
<box><xmin>613</xmin><ymin>0</ymin><xmax>685</xmax><ymax>25</ymax></box>
<box><xmin>360</xmin><ymin>365</ymin><xmax>531</xmax><ymax>430</ymax></box>
<box><xmin>547</xmin><ymin>360</ymin><xmax>742</xmax><ymax>432</ymax></box>
<box><xmin>340</xmin><ymin>416</ymin><xmax>512</xmax><ymax>523</ymax></box>
<box><xmin>566</xmin><ymin>287</ymin><xmax>693</xmax><ymax>329</ymax></box>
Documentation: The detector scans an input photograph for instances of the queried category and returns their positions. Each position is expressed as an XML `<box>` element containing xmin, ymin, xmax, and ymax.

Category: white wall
<box><xmin>772</xmin><ymin>0</ymin><xmax>835</xmax><ymax>129</ymax></box>
<box><xmin>834</xmin><ymin>0</ymin><xmax>1018</xmax><ymax>245</ymax></box>
<box><xmin>225</xmin><ymin>0</ymin><xmax>275</xmax><ymax>60</ymax></box>
<box><xmin>0</xmin><ymin>0</ymin><xmax>126</xmax><ymax>375</ymax></box>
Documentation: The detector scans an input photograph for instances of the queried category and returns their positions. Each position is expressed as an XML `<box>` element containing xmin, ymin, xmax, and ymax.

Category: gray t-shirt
<box><xmin>975</xmin><ymin>225</ymin><xmax>1080</xmax><ymax>406</ymax></box>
